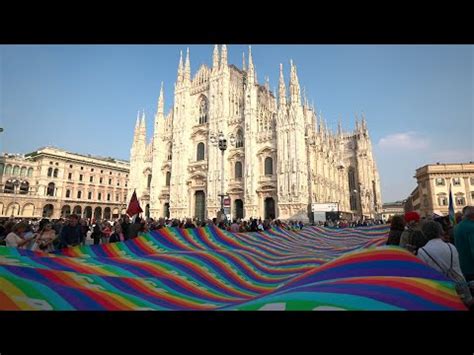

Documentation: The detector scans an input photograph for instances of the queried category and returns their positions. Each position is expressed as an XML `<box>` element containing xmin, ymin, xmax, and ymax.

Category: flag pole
<box><xmin>448</xmin><ymin>183</ymin><xmax>456</xmax><ymax>227</ymax></box>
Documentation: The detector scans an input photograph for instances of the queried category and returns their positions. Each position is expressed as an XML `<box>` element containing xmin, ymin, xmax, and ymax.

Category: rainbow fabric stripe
<box><xmin>0</xmin><ymin>225</ymin><xmax>467</xmax><ymax>310</ymax></box>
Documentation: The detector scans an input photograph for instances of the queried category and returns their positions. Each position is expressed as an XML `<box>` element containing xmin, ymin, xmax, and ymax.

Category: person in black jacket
<box><xmin>91</xmin><ymin>220</ymin><xmax>103</xmax><ymax>245</ymax></box>
<box><xmin>386</xmin><ymin>215</ymin><xmax>406</xmax><ymax>245</ymax></box>
<box><xmin>184</xmin><ymin>218</ymin><xmax>196</xmax><ymax>229</ymax></box>
<box><xmin>58</xmin><ymin>214</ymin><xmax>83</xmax><ymax>248</ymax></box>
<box><xmin>109</xmin><ymin>223</ymin><xmax>126</xmax><ymax>243</ymax></box>
<box><xmin>120</xmin><ymin>215</ymin><xmax>130</xmax><ymax>241</ymax></box>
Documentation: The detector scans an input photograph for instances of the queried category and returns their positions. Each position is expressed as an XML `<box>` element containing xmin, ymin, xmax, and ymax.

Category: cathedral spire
<box><xmin>289</xmin><ymin>60</ymin><xmax>301</xmax><ymax>106</ymax></box>
<box><xmin>278</xmin><ymin>63</ymin><xmax>287</xmax><ymax>108</ymax></box>
<box><xmin>212</xmin><ymin>45</ymin><xmax>219</xmax><ymax>71</ymax></box>
<box><xmin>134</xmin><ymin>110</ymin><xmax>140</xmax><ymax>133</ymax></box>
<box><xmin>318</xmin><ymin>111</ymin><xmax>324</xmax><ymax>134</ymax></box>
<box><xmin>177</xmin><ymin>50</ymin><xmax>183</xmax><ymax>84</ymax></box>
<box><xmin>157</xmin><ymin>81</ymin><xmax>164</xmax><ymax>116</ymax></box>
<box><xmin>221</xmin><ymin>44</ymin><xmax>228</xmax><ymax>69</ymax></box>
<box><xmin>324</xmin><ymin>117</ymin><xmax>330</xmax><ymax>140</ymax></box>
<box><xmin>337</xmin><ymin>117</ymin><xmax>343</xmax><ymax>136</ymax></box>
<box><xmin>355</xmin><ymin>113</ymin><xmax>360</xmax><ymax>132</ymax></box>
<box><xmin>184</xmin><ymin>47</ymin><xmax>191</xmax><ymax>83</ymax></box>
<box><xmin>248</xmin><ymin>45</ymin><xmax>256</xmax><ymax>83</ymax></box>
<box><xmin>140</xmin><ymin>111</ymin><xmax>146</xmax><ymax>140</ymax></box>
<box><xmin>361</xmin><ymin>111</ymin><xmax>367</xmax><ymax>131</ymax></box>
<box><xmin>242</xmin><ymin>51</ymin><xmax>246</xmax><ymax>71</ymax></box>
<box><xmin>264</xmin><ymin>75</ymin><xmax>270</xmax><ymax>91</ymax></box>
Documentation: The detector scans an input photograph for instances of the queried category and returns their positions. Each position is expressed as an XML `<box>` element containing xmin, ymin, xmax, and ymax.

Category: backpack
<box><xmin>420</xmin><ymin>244</ymin><xmax>472</xmax><ymax>305</ymax></box>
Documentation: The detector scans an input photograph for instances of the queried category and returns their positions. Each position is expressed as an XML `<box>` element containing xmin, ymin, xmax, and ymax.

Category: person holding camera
<box><xmin>32</xmin><ymin>219</ymin><xmax>57</xmax><ymax>252</ymax></box>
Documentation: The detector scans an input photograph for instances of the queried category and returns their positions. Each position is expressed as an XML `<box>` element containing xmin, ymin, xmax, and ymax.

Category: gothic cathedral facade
<box><xmin>129</xmin><ymin>45</ymin><xmax>382</xmax><ymax>222</ymax></box>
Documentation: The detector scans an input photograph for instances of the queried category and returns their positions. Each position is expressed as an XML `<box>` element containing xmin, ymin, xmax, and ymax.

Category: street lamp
<box><xmin>209</xmin><ymin>130</ymin><xmax>235</xmax><ymax>222</ymax></box>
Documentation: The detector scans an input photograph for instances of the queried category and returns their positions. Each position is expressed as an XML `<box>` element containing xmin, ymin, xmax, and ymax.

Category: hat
<box><xmin>404</xmin><ymin>211</ymin><xmax>420</xmax><ymax>223</ymax></box>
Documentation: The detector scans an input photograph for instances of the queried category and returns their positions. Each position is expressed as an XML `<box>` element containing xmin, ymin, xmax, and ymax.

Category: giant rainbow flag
<box><xmin>0</xmin><ymin>225</ymin><xmax>467</xmax><ymax>310</ymax></box>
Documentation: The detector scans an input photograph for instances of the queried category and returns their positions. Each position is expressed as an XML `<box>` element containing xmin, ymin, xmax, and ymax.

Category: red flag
<box><xmin>127</xmin><ymin>190</ymin><xmax>143</xmax><ymax>217</ymax></box>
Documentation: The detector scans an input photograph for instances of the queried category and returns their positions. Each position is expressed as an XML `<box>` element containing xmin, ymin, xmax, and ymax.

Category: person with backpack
<box><xmin>399</xmin><ymin>211</ymin><xmax>427</xmax><ymax>254</ymax></box>
<box><xmin>418</xmin><ymin>221</ymin><xmax>472</xmax><ymax>308</ymax></box>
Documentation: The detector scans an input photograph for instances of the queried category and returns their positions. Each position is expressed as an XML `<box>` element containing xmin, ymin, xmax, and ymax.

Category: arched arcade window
<box><xmin>19</xmin><ymin>181</ymin><xmax>29</xmax><ymax>194</ymax></box>
<box><xmin>47</xmin><ymin>182</ymin><xmax>55</xmax><ymax>196</ymax></box>
<box><xmin>3</xmin><ymin>180</ymin><xmax>14</xmax><ymax>193</ymax></box>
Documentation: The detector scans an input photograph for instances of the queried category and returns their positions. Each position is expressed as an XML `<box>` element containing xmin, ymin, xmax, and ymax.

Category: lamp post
<box><xmin>209</xmin><ymin>130</ymin><xmax>235</xmax><ymax>223</ymax></box>
<box><xmin>353</xmin><ymin>186</ymin><xmax>363</xmax><ymax>222</ymax></box>
<box><xmin>358</xmin><ymin>183</ymin><xmax>364</xmax><ymax>221</ymax></box>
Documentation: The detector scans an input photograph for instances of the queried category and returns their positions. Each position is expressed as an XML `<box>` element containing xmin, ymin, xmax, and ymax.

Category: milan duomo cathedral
<box><xmin>129</xmin><ymin>45</ymin><xmax>382</xmax><ymax>222</ymax></box>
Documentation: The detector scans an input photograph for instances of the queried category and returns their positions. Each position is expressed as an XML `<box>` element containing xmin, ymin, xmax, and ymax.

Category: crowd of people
<box><xmin>387</xmin><ymin>206</ymin><xmax>474</xmax><ymax>308</ymax></box>
<box><xmin>1</xmin><ymin>208</ymin><xmax>472</xmax><ymax>309</ymax></box>
<box><xmin>0</xmin><ymin>215</ymin><xmax>310</xmax><ymax>251</ymax></box>
<box><xmin>0</xmin><ymin>214</ymin><xmax>147</xmax><ymax>250</ymax></box>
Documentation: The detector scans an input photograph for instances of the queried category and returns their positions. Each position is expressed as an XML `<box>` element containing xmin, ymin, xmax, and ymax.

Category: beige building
<box><xmin>381</xmin><ymin>201</ymin><xmax>405</xmax><ymax>222</ymax></box>
<box><xmin>406</xmin><ymin>162</ymin><xmax>474</xmax><ymax>218</ymax></box>
<box><xmin>129</xmin><ymin>45</ymin><xmax>383</xmax><ymax>222</ymax></box>
<box><xmin>0</xmin><ymin>147</ymin><xmax>130</xmax><ymax>220</ymax></box>
<box><xmin>404</xmin><ymin>186</ymin><xmax>420</xmax><ymax>214</ymax></box>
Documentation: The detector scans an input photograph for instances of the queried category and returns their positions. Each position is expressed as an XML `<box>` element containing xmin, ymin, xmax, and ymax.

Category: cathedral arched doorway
<box><xmin>194</xmin><ymin>191</ymin><xmax>205</xmax><ymax>222</ymax></box>
<box><xmin>234</xmin><ymin>199</ymin><xmax>244</xmax><ymax>220</ymax></box>
<box><xmin>264</xmin><ymin>197</ymin><xmax>275</xmax><ymax>220</ymax></box>
<box><xmin>145</xmin><ymin>204</ymin><xmax>150</xmax><ymax>219</ymax></box>
<box><xmin>163</xmin><ymin>203</ymin><xmax>170</xmax><ymax>218</ymax></box>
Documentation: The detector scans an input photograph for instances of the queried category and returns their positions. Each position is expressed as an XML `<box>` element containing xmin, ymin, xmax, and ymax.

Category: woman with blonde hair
<box><xmin>32</xmin><ymin>219</ymin><xmax>57</xmax><ymax>252</ymax></box>
<box><xmin>5</xmin><ymin>222</ymin><xmax>31</xmax><ymax>249</ymax></box>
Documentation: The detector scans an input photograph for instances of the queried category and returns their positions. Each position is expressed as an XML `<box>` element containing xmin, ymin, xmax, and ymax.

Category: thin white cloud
<box><xmin>430</xmin><ymin>149</ymin><xmax>474</xmax><ymax>163</ymax></box>
<box><xmin>378</xmin><ymin>131</ymin><xmax>430</xmax><ymax>150</ymax></box>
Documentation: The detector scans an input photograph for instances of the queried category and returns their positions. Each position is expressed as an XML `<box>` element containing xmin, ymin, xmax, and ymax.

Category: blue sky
<box><xmin>1</xmin><ymin>45</ymin><xmax>472</xmax><ymax>202</ymax></box>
